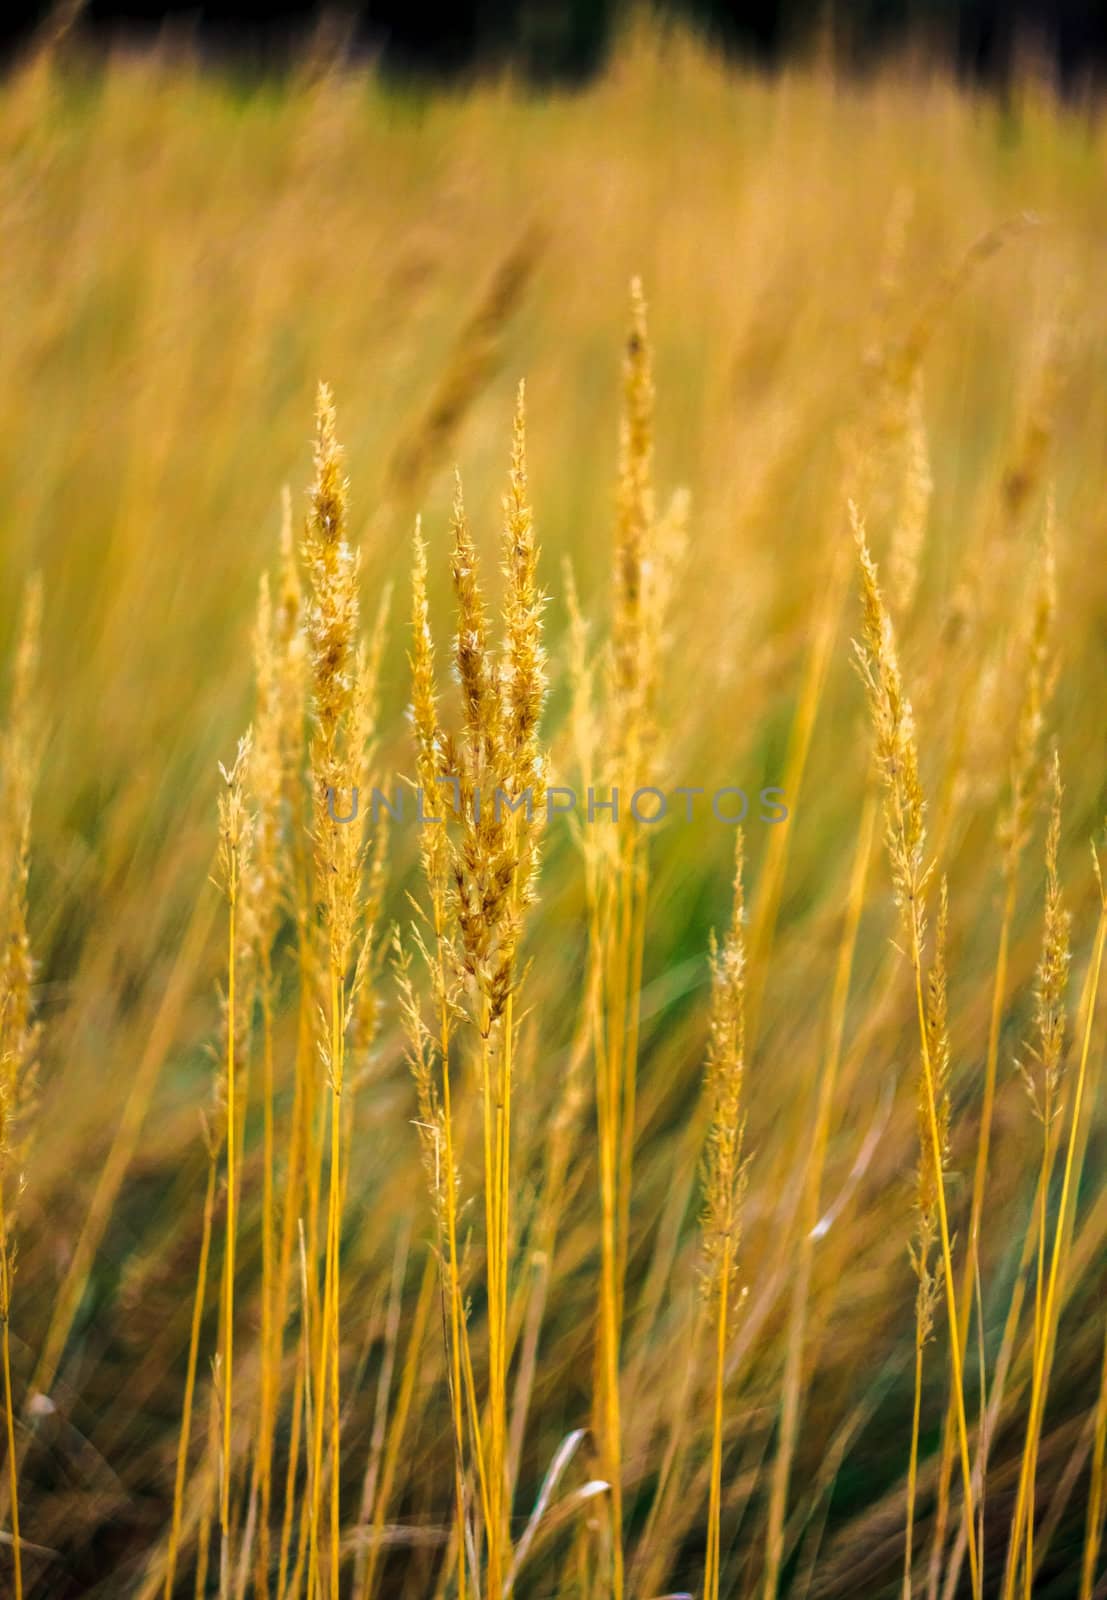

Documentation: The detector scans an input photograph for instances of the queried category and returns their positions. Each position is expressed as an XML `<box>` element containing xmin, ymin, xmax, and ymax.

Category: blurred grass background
<box><xmin>2</xmin><ymin>16</ymin><xmax>1107</xmax><ymax>1596</ymax></box>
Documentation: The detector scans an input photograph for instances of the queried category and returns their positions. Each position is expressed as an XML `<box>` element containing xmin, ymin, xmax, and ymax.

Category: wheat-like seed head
<box><xmin>410</xmin><ymin>516</ymin><xmax>449</xmax><ymax>914</ymax></box>
<box><xmin>851</xmin><ymin>502</ymin><xmax>929</xmax><ymax>939</ymax></box>
<box><xmin>448</xmin><ymin>476</ymin><xmax>518</xmax><ymax>1025</ymax></box>
<box><xmin>699</xmin><ymin>833</ymin><xmax>748</xmax><ymax>1321</ymax></box>
<box><xmin>0</xmin><ymin>577</ymin><xmax>42</xmax><ymax>1199</ymax></box>
<box><xmin>213</xmin><ymin>732</ymin><xmax>257</xmax><ymax>1115</ymax></box>
<box><xmin>303</xmin><ymin>383</ymin><xmax>362</xmax><ymax>974</ymax></box>
<box><xmin>999</xmin><ymin>507</ymin><xmax>1058</xmax><ymax>880</ymax></box>
<box><xmin>392</xmin><ymin>925</ymin><xmax>449</xmax><ymax>1225</ymax></box>
<box><xmin>249</xmin><ymin>571</ymin><xmax>285</xmax><ymax>954</ymax></box>
<box><xmin>1018</xmin><ymin>749</ymin><xmax>1071</xmax><ymax>1126</ymax></box>
<box><xmin>411</xmin><ymin>517</ymin><xmax>440</xmax><ymax>789</ymax></box>
<box><xmin>611</xmin><ymin>277</ymin><xmax>655</xmax><ymax>768</ymax></box>
<box><xmin>499</xmin><ymin>379</ymin><xmax>548</xmax><ymax>913</ymax></box>
<box><xmin>216</xmin><ymin>733</ymin><xmax>255</xmax><ymax>904</ymax></box>
<box><xmin>421</xmin><ymin>403</ymin><xmax>551</xmax><ymax>1034</ymax></box>
<box><xmin>451</xmin><ymin>473</ymin><xmax>499</xmax><ymax>774</ymax></box>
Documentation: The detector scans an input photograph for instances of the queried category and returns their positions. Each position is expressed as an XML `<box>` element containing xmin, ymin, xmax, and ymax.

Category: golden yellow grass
<box><xmin>1</xmin><ymin>18</ymin><xmax>1107</xmax><ymax>1600</ymax></box>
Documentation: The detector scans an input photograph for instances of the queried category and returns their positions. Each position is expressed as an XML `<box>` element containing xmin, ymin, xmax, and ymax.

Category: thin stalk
<box><xmin>0</xmin><ymin>1190</ymin><xmax>22</xmax><ymax>1600</ymax></box>
<box><xmin>255</xmin><ymin>951</ymin><xmax>277</xmax><ymax>1600</ymax></box>
<box><xmin>221</xmin><ymin>892</ymin><xmax>239</xmax><ymax>1597</ymax></box>
<box><xmin>277</xmin><ymin>1338</ymin><xmax>305</xmax><ymax>1600</ymax></box>
<box><xmin>275</xmin><ymin>939</ymin><xmax>314</xmax><ymax>1600</ymax></box>
<box><xmin>288</xmin><ymin>1218</ymin><xmax>317</xmax><ymax>1600</ymax></box>
<box><xmin>705</xmin><ymin>1237</ymin><xmax>733</xmax><ymax>1600</ymax></box>
<box><xmin>763</xmin><ymin>784</ymin><xmax>875</xmax><ymax>1600</ymax></box>
<box><xmin>615</xmin><ymin>826</ymin><xmax>645</xmax><ymax>1330</ymax></box>
<box><xmin>359</xmin><ymin>1254</ymin><xmax>436</xmax><ymax>1600</ymax></box>
<box><xmin>929</xmin><ymin>875</ymin><xmax>1016</xmax><ymax>1600</ymax></box>
<box><xmin>498</xmin><ymin>808</ymin><xmax>522</xmax><ymax>1546</ymax></box>
<box><xmin>594</xmin><ymin>879</ymin><xmax>625</xmax><ymax>1600</ymax></box>
<box><xmin>459</xmin><ymin>1275</ymin><xmax>494</xmax><ymax>1559</ymax></box>
<box><xmin>329</xmin><ymin>973</ymin><xmax>344</xmax><ymax>1600</ymax></box>
<box><xmin>1003</xmin><ymin>900</ymin><xmax>1107</xmax><ymax>1600</ymax></box>
<box><xmin>1080</xmin><ymin>1308</ymin><xmax>1107</xmax><ymax>1600</ymax></box>
<box><xmin>308</xmin><ymin>966</ymin><xmax>344</xmax><ymax>1600</ymax></box>
<box><xmin>166</xmin><ymin>1156</ymin><xmax>217</xmax><ymax>1599</ymax></box>
<box><xmin>499</xmin><ymin>1008</ymin><xmax>513</xmax><ymax>1517</ymax></box>
<box><xmin>480</xmin><ymin>1011</ymin><xmax>509</xmax><ymax>1598</ymax></box>
<box><xmin>909</xmin><ymin>918</ymin><xmax>980</xmax><ymax>1600</ymax></box>
<box><xmin>1025</xmin><ymin>1084</ymin><xmax>1057</xmax><ymax>1600</ymax></box>
<box><xmin>746</xmin><ymin>536</ymin><xmax>849</xmax><ymax>1053</ymax></box>
<box><xmin>904</xmin><ymin>1337</ymin><xmax>926</xmax><ymax>1598</ymax></box>
<box><xmin>439</xmin><ymin>994</ymin><xmax>471</xmax><ymax>1600</ymax></box>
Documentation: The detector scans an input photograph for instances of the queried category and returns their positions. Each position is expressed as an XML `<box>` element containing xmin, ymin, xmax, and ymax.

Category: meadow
<box><xmin>1</xmin><ymin>18</ymin><xmax>1107</xmax><ymax>1598</ymax></box>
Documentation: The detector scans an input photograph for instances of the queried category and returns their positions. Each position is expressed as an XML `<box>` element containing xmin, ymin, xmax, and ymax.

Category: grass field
<box><xmin>1</xmin><ymin>18</ymin><xmax>1107</xmax><ymax>1599</ymax></box>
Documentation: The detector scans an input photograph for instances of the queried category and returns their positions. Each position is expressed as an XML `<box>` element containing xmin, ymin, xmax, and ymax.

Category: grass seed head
<box><xmin>0</xmin><ymin>577</ymin><xmax>42</xmax><ymax>1201</ymax></box>
<box><xmin>851</xmin><ymin>502</ymin><xmax>928</xmax><ymax>937</ymax></box>
<box><xmin>451</xmin><ymin>473</ymin><xmax>499</xmax><ymax>773</ymax></box>
<box><xmin>611</xmin><ymin>277</ymin><xmax>655</xmax><ymax>766</ymax></box>
<box><xmin>250</xmin><ymin>571</ymin><xmax>285</xmax><ymax>952</ymax></box>
<box><xmin>700</xmin><ymin>833</ymin><xmax>748</xmax><ymax>1320</ymax></box>
<box><xmin>499</xmin><ymin>379</ymin><xmax>548</xmax><ymax>911</ymax></box>
<box><xmin>1018</xmin><ymin>749</ymin><xmax>1070</xmax><ymax>1125</ymax></box>
<box><xmin>999</xmin><ymin>507</ymin><xmax>1058</xmax><ymax>879</ymax></box>
<box><xmin>303</xmin><ymin>384</ymin><xmax>362</xmax><ymax>973</ymax></box>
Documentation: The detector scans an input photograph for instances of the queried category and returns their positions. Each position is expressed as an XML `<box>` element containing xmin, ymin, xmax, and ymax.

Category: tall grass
<box><xmin>1</xmin><ymin>21</ymin><xmax>1107</xmax><ymax>1600</ymax></box>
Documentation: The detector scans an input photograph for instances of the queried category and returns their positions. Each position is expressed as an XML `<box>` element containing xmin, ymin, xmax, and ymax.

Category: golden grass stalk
<box><xmin>454</xmin><ymin>423</ymin><xmax>544</xmax><ymax>1593</ymax></box>
<box><xmin>354</xmin><ymin>1254</ymin><xmax>437</xmax><ymax>1600</ymax></box>
<box><xmin>302</xmin><ymin>383</ymin><xmax>382</xmax><ymax>1600</ymax></box>
<box><xmin>850</xmin><ymin>504</ymin><xmax>980</xmax><ymax>1600</ymax></box>
<box><xmin>761</xmin><ymin>781</ymin><xmax>877</xmax><ymax>1600</ymax></box>
<box><xmin>0</xmin><ymin>576</ymin><xmax>41</xmax><ymax>1600</ymax></box>
<box><xmin>589</xmin><ymin>278</ymin><xmax>667</xmax><ymax>1599</ymax></box>
<box><xmin>699</xmin><ymin>834</ymin><xmax>748</xmax><ymax>1600</ymax></box>
<box><xmin>1019</xmin><ymin>751</ymin><xmax>1070</xmax><ymax>1595</ymax></box>
<box><xmin>404</xmin><ymin>386</ymin><xmax>546</xmax><ymax>1599</ymax></box>
<box><xmin>1018</xmin><ymin>754</ymin><xmax>1070</xmax><ymax>1336</ymax></box>
<box><xmin>1000</xmin><ymin>769</ymin><xmax>1093</xmax><ymax>1600</ymax></box>
<box><xmin>928</xmin><ymin>513</ymin><xmax>1057</xmax><ymax>1596</ymax></box>
<box><xmin>264</xmin><ymin>492</ymin><xmax>317</xmax><ymax>1600</ymax></box>
<box><xmin>492</xmin><ymin>380</ymin><xmax>546</xmax><ymax>1563</ymax></box>
<box><xmin>1082</xmin><ymin>1303</ymin><xmax>1107</xmax><ymax>1600</ymax></box>
<box><xmin>247</xmin><ymin>488</ymin><xmax>314</xmax><ymax>1600</ymax></box>
<box><xmin>761</xmin><ymin>317</ymin><xmax>934</xmax><ymax>1600</ymax></box>
<box><xmin>904</xmin><ymin>878</ymin><xmax>951</xmax><ymax>1599</ymax></box>
<box><xmin>247</xmin><ymin>565</ymin><xmax>286</xmax><ymax>1600</ymax></box>
<box><xmin>214</xmin><ymin>731</ymin><xmax>254</xmax><ymax>1599</ymax></box>
<box><xmin>407</xmin><ymin>514</ymin><xmax>473</xmax><ymax>1600</ymax></box>
<box><xmin>164</xmin><ymin>1136</ymin><xmax>219</xmax><ymax>1600</ymax></box>
<box><xmin>449</xmin><ymin>470</ymin><xmax>514</xmax><ymax>1596</ymax></box>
